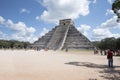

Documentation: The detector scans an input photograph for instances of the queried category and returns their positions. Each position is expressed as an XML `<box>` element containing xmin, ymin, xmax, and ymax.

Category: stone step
<box><xmin>62</xmin><ymin>25</ymin><xmax>93</xmax><ymax>49</ymax></box>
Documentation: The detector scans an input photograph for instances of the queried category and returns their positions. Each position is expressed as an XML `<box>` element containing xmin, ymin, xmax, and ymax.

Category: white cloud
<box><xmin>0</xmin><ymin>16</ymin><xmax>5</xmax><ymax>24</ymax></box>
<box><xmin>118</xmin><ymin>10</ymin><xmax>120</xmax><ymax>13</ymax></box>
<box><xmin>100</xmin><ymin>16</ymin><xmax>120</xmax><ymax>29</ymax></box>
<box><xmin>37</xmin><ymin>0</ymin><xmax>92</xmax><ymax>23</ymax></box>
<box><xmin>0</xmin><ymin>16</ymin><xmax>37</xmax><ymax>43</ymax></box>
<box><xmin>106</xmin><ymin>9</ymin><xmax>114</xmax><ymax>16</ymax></box>
<box><xmin>20</xmin><ymin>8</ymin><xmax>30</xmax><ymax>14</ymax></box>
<box><xmin>92</xmin><ymin>16</ymin><xmax>120</xmax><ymax>41</ymax></box>
<box><xmin>93</xmin><ymin>0</ymin><xmax>96</xmax><ymax>3</ymax></box>
<box><xmin>36</xmin><ymin>16</ymin><xmax>41</xmax><ymax>20</ymax></box>
<box><xmin>77</xmin><ymin>24</ymin><xmax>91</xmax><ymax>36</ymax></box>
<box><xmin>92</xmin><ymin>28</ymin><xmax>112</xmax><ymax>40</ymax></box>
<box><xmin>107</xmin><ymin>0</ymin><xmax>114</xmax><ymax>4</ymax></box>
<box><xmin>6</xmin><ymin>20</ymin><xmax>36</xmax><ymax>33</ymax></box>
<box><xmin>92</xmin><ymin>28</ymin><xmax>120</xmax><ymax>41</ymax></box>
<box><xmin>40</xmin><ymin>28</ymin><xmax>49</xmax><ymax>37</ymax></box>
<box><xmin>0</xmin><ymin>31</ymin><xmax>8</xmax><ymax>40</ymax></box>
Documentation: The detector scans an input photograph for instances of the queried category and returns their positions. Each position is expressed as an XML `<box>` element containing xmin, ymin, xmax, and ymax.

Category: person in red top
<box><xmin>107</xmin><ymin>49</ymin><xmax>113</xmax><ymax>68</ymax></box>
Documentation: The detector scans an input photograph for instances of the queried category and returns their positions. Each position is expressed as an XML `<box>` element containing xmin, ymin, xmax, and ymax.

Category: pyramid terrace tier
<box><xmin>31</xmin><ymin>19</ymin><xmax>94</xmax><ymax>50</ymax></box>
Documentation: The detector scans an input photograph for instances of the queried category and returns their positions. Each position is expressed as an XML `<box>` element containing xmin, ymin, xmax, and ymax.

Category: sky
<box><xmin>0</xmin><ymin>0</ymin><xmax>120</xmax><ymax>43</ymax></box>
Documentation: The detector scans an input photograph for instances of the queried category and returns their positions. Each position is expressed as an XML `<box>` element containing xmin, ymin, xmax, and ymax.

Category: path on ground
<box><xmin>0</xmin><ymin>50</ymin><xmax>120</xmax><ymax>80</ymax></box>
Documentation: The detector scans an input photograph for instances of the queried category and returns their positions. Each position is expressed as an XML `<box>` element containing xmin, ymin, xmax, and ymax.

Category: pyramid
<box><xmin>32</xmin><ymin>19</ymin><xmax>94</xmax><ymax>50</ymax></box>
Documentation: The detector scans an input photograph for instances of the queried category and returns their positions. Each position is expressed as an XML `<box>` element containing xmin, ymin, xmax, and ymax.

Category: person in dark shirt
<box><xmin>107</xmin><ymin>49</ymin><xmax>113</xmax><ymax>68</ymax></box>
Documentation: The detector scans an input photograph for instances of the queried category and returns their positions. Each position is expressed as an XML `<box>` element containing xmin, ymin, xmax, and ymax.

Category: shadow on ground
<box><xmin>65</xmin><ymin>62</ymin><xmax>120</xmax><ymax>80</ymax></box>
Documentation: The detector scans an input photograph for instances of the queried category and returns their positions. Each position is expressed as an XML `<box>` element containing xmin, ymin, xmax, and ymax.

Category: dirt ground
<box><xmin>0</xmin><ymin>49</ymin><xmax>120</xmax><ymax>80</ymax></box>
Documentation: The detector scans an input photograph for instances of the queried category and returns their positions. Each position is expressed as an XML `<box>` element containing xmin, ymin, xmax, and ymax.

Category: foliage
<box><xmin>0</xmin><ymin>39</ymin><xmax>31</xmax><ymax>49</ymax></box>
<box><xmin>92</xmin><ymin>37</ymin><xmax>120</xmax><ymax>50</ymax></box>
<box><xmin>116</xmin><ymin>37</ymin><xmax>120</xmax><ymax>49</ymax></box>
<box><xmin>92</xmin><ymin>41</ymin><xmax>100</xmax><ymax>48</ymax></box>
<box><xmin>112</xmin><ymin>0</ymin><xmax>120</xmax><ymax>22</ymax></box>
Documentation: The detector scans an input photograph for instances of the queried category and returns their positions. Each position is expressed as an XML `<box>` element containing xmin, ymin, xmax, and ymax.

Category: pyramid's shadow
<box><xmin>65</xmin><ymin>62</ymin><xmax>120</xmax><ymax>80</ymax></box>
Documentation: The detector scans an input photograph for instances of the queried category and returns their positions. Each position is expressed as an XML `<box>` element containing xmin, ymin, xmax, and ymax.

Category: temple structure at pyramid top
<box><xmin>59</xmin><ymin>19</ymin><xmax>74</xmax><ymax>25</ymax></box>
<box><xmin>31</xmin><ymin>19</ymin><xmax>94</xmax><ymax>50</ymax></box>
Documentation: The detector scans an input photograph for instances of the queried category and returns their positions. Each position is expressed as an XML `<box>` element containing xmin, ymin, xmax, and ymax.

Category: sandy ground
<box><xmin>0</xmin><ymin>50</ymin><xmax>120</xmax><ymax>80</ymax></box>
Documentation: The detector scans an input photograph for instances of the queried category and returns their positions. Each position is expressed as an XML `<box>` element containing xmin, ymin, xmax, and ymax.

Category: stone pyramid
<box><xmin>32</xmin><ymin>19</ymin><xmax>94</xmax><ymax>50</ymax></box>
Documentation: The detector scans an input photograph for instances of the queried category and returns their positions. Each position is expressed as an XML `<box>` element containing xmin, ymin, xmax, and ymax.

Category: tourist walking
<box><xmin>94</xmin><ymin>47</ymin><xmax>98</xmax><ymax>54</ymax></box>
<box><xmin>100</xmin><ymin>49</ymin><xmax>103</xmax><ymax>55</ymax></box>
<box><xmin>65</xmin><ymin>47</ymin><xmax>68</xmax><ymax>52</ymax></box>
<box><xmin>107</xmin><ymin>49</ymin><xmax>113</xmax><ymax>68</ymax></box>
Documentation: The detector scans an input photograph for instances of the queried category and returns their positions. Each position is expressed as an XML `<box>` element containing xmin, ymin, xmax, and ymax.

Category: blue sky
<box><xmin>0</xmin><ymin>0</ymin><xmax>120</xmax><ymax>43</ymax></box>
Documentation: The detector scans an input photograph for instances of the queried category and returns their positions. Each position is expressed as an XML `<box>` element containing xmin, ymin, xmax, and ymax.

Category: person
<box><xmin>65</xmin><ymin>47</ymin><xmax>68</xmax><ymax>52</ymax></box>
<box><xmin>94</xmin><ymin>47</ymin><xmax>98</xmax><ymax>54</ymax></box>
<box><xmin>107</xmin><ymin>49</ymin><xmax>113</xmax><ymax>68</ymax></box>
<box><xmin>100</xmin><ymin>49</ymin><xmax>103</xmax><ymax>55</ymax></box>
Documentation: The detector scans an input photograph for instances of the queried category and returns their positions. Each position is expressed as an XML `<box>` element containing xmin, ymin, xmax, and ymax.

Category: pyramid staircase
<box><xmin>47</xmin><ymin>25</ymin><xmax>69</xmax><ymax>49</ymax></box>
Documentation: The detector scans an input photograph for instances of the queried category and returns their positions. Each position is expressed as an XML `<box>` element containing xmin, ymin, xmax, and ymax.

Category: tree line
<box><xmin>92</xmin><ymin>37</ymin><xmax>120</xmax><ymax>51</ymax></box>
<box><xmin>0</xmin><ymin>40</ymin><xmax>30</xmax><ymax>49</ymax></box>
<box><xmin>0</xmin><ymin>37</ymin><xmax>120</xmax><ymax>50</ymax></box>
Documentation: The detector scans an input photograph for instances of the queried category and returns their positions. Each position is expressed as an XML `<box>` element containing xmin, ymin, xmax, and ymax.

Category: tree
<box><xmin>112</xmin><ymin>0</ymin><xmax>120</xmax><ymax>22</ymax></box>
<box><xmin>116</xmin><ymin>37</ymin><xmax>120</xmax><ymax>49</ymax></box>
<box><xmin>23</xmin><ymin>42</ymin><xmax>30</xmax><ymax>49</ymax></box>
<box><xmin>0</xmin><ymin>39</ymin><xmax>31</xmax><ymax>49</ymax></box>
<box><xmin>92</xmin><ymin>41</ymin><xmax>100</xmax><ymax>48</ymax></box>
<box><xmin>92</xmin><ymin>37</ymin><xmax>120</xmax><ymax>53</ymax></box>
